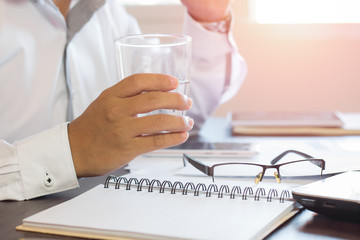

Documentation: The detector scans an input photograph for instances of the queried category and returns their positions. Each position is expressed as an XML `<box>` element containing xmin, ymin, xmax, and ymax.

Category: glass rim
<box><xmin>115</xmin><ymin>33</ymin><xmax>192</xmax><ymax>48</ymax></box>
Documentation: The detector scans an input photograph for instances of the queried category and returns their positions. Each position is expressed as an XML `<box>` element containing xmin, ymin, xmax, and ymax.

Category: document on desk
<box><xmin>230</xmin><ymin>111</ymin><xmax>360</xmax><ymax>136</ymax></box>
<box><xmin>231</xmin><ymin>111</ymin><xmax>345</xmax><ymax>127</ymax></box>
<box><xmin>17</xmin><ymin>174</ymin><xmax>299</xmax><ymax>240</ymax></box>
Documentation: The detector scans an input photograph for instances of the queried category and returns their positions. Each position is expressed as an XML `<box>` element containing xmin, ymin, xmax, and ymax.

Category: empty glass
<box><xmin>115</xmin><ymin>34</ymin><xmax>192</xmax><ymax>117</ymax></box>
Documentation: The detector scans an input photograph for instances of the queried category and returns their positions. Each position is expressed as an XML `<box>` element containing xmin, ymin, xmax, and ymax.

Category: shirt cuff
<box><xmin>15</xmin><ymin>123</ymin><xmax>79</xmax><ymax>200</ymax></box>
<box><xmin>183</xmin><ymin>10</ymin><xmax>236</xmax><ymax>58</ymax></box>
<box><xmin>200</xmin><ymin>14</ymin><xmax>232</xmax><ymax>34</ymax></box>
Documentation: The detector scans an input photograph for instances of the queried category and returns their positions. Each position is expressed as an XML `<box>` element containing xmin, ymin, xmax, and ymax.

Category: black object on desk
<box><xmin>292</xmin><ymin>171</ymin><xmax>360</xmax><ymax>222</ymax></box>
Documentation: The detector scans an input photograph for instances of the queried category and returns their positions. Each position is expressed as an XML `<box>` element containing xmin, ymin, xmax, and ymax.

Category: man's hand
<box><xmin>181</xmin><ymin>0</ymin><xmax>232</xmax><ymax>22</ymax></box>
<box><xmin>68</xmin><ymin>73</ymin><xmax>193</xmax><ymax>177</ymax></box>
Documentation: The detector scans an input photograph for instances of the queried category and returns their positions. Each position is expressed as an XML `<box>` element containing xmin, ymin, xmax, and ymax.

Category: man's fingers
<box><xmin>133</xmin><ymin>131</ymin><xmax>190</xmax><ymax>154</ymax></box>
<box><xmin>130</xmin><ymin>114</ymin><xmax>194</xmax><ymax>136</ymax></box>
<box><xmin>109</xmin><ymin>73</ymin><xmax>179</xmax><ymax>98</ymax></box>
<box><xmin>123</xmin><ymin>91</ymin><xmax>192</xmax><ymax>116</ymax></box>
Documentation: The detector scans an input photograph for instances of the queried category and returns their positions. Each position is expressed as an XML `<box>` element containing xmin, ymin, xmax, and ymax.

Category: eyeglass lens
<box><xmin>212</xmin><ymin>160</ymin><xmax>323</xmax><ymax>184</ymax></box>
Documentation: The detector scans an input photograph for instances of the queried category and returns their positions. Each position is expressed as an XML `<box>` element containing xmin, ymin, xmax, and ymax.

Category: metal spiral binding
<box><xmin>254</xmin><ymin>188</ymin><xmax>266</xmax><ymax>201</ymax></box>
<box><xmin>230</xmin><ymin>186</ymin><xmax>242</xmax><ymax>199</ymax></box>
<box><xmin>205</xmin><ymin>184</ymin><xmax>219</xmax><ymax>197</ymax></box>
<box><xmin>103</xmin><ymin>176</ymin><xmax>290</xmax><ymax>203</ymax></box>
<box><xmin>104</xmin><ymin>175</ymin><xmax>117</xmax><ymax>188</ymax></box>
<box><xmin>194</xmin><ymin>183</ymin><xmax>207</xmax><ymax>196</ymax></box>
<box><xmin>280</xmin><ymin>190</ymin><xmax>291</xmax><ymax>203</ymax></box>
<box><xmin>115</xmin><ymin>177</ymin><xmax>128</xmax><ymax>189</ymax></box>
<box><xmin>218</xmin><ymin>185</ymin><xmax>230</xmax><ymax>198</ymax></box>
<box><xmin>160</xmin><ymin>181</ymin><xmax>172</xmax><ymax>193</ymax></box>
<box><xmin>137</xmin><ymin>178</ymin><xmax>150</xmax><ymax>191</ymax></box>
<box><xmin>126</xmin><ymin>178</ymin><xmax>139</xmax><ymax>190</ymax></box>
<box><xmin>115</xmin><ymin>177</ymin><xmax>127</xmax><ymax>189</ymax></box>
<box><xmin>182</xmin><ymin>182</ymin><xmax>196</xmax><ymax>195</ymax></box>
<box><xmin>242</xmin><ymin>187</ymin><xmax>254</xmax><ymax>200</ymax></box>
<box><xmin>267</xmin><ymin>189</ymin><xmax>278</xmax><ymax>202</ymax></box>
<box><xmin>149</xmin><ymin>179</ymin><xmax>161</xmax><ymax>192</ymax></box>
<box><xmin>171</xmin><ymin>181</ymin><xmax>184</xmax><ymax>194</ymax></box>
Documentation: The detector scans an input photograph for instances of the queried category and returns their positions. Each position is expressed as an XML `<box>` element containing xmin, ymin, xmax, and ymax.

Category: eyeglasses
<box><xmin>183</xmin><ymin>150</ymin><xmax>325</xmax><ymax>184</ymax></box>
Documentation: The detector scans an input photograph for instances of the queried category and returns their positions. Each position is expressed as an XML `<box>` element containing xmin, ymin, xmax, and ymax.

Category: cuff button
<box><xmin>43</xmin><ymin>173</ymin><xmax>55</xmax><ymax>187</ymax></box>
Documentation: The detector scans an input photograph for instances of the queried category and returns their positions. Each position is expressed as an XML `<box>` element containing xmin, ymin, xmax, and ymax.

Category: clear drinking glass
<box><xmin>115</xmin><ymin>34</ymin><xmax>192</xmax><ymax>116</ymax></box>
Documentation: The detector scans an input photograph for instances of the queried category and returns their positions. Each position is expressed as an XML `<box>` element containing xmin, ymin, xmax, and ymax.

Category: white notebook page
<box><xmin>21</xmin><ymin>184</ymin><xmax>296</xmax><ymax>240</ymax></box>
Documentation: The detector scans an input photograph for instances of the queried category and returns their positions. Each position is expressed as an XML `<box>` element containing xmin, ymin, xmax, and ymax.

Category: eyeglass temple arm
<box><xmin>270</xmin><ymin>150</ymin><xmax>315</xmax><ymax>165</ymax></box>
<box><xmin>271</xmin><ymin>150</ymin><xmax>325</xmax><ymax>171</ymax></box>
<box><xmin>183</xmin><ymin>153</ymin><xmax>211</xmax><ymax>176</ymax></box>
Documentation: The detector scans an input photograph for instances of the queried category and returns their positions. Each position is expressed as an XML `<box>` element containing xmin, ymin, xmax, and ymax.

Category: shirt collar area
<box><xmin>67</xmin><ymin>0</ymin><xmax>105</xmax><ymax>43</ymax></box>
<box><xmin>30</xmin><ymin>0</ymin><xmax>106</xmax><ymax>42</ymax></box>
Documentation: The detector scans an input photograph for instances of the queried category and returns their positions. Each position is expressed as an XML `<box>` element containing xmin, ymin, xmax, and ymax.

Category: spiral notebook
<box><xmin>17</xmin><ymin>175</ymin><xmax>299</xmax><ymax>240</ymax></box>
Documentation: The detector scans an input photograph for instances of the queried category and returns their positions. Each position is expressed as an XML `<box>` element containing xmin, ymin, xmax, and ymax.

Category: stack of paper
<box><xmin>231</xmin><ymin>111</ymin><xmax>360</xmax><ymax>136</ymax></box>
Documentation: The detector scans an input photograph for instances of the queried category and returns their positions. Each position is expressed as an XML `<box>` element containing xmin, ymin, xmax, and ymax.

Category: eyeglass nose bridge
<box><xmin>258</xmin><ymin>165</ymin><xmax>282</xmax><ymax>184</ymax></box>
<box><xmin>274</xmin><ymin>171</ymin><xmax>282</xmax><ymax>183</ymax></box>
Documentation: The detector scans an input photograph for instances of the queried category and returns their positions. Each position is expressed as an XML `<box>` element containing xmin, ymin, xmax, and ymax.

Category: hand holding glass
<box><xmin>115</xmin><ymin>34</ymin><xmax>192</xmax><ymax>116</ymax></box>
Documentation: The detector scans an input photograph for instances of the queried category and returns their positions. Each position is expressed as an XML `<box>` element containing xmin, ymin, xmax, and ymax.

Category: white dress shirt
<box><xmin>0</xmin><ymin>0</ymin><xmax>246</xmax><ymax>200</ymax></box>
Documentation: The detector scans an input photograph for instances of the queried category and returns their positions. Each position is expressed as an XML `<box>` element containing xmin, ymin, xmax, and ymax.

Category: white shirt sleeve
<box><xmin>183</xmin><ymin>11</ymin><xmax>247</xmax><ymax>132</ymax></box>
<box><xmin>0</xmin><ymin>123</ymin><xmax>79</xmax><ymax>201</ymax></box>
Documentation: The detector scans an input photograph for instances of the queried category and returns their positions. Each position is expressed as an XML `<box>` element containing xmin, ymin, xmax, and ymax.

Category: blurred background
<box><xmin>122</xmin><ymin>0</ymin><xmax>360</xmax><ymax>117</ymax></box>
